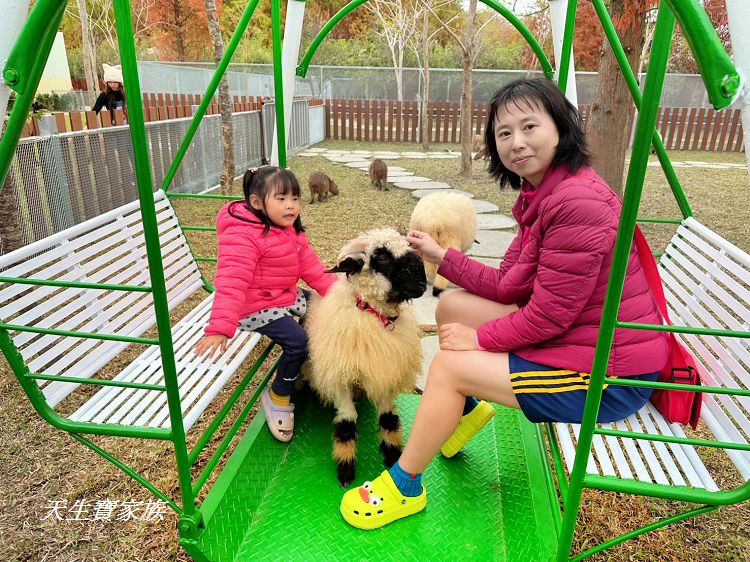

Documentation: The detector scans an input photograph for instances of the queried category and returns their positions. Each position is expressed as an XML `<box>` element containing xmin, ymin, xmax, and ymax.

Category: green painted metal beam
<box><xmin>159</xmin><ymin>0</ymin><xmax>261</xmax><ymax>193</ymax></box>
<box><xmin>0</xmin><ymin>276</ymin><xmax>152</xmax><ymax>292</ymax></box>
<box><xmin>0</xmin><ymin>323</ymin><xmax>160</xmax><ymax>345</ymax></box>
<box><xmin>296</xmin><ymin>0</ymin><xmax>553</xmax><ymax>80</ymax></box>
<box><xmin>25</xmin><ymin>372</ymin><xmax>167</xmax><ymax>392</ymax></box>
<box><xmin>112</xmin><ymin>0</ymin><xmax>197</xmax><ymax>520</ymax></box>
<box><xmin>555</xmin><ymin>5</ymin><xmax>677</xmax><ymax>561</ymax></box>
<box><xmin>555</xmin><ymin>0</ymin><xmax>579</xmax><ymax>93</ymax></box>
<box><xmin>271</xmin><ymin>0</ymin><xmax>287</xmax><ymax>167</ymax></box>
<box><xmin>0</xmin><ymin>0</ymin><xmax>66</xmax><ymax>190</ymax></box>
<box><xmin>589</xmin><ymin>0</ymin><xmax>693</xmax><ymax>218</ymax></box>
<box><xmin>584</xmin><ymin>475</ymin><xmax>750</xmax><ymax>506</ymax></box>
<box><xmin>571</xmin><ymin>505</ymin><xmax>717</xmax><ymax>561</ymax></box>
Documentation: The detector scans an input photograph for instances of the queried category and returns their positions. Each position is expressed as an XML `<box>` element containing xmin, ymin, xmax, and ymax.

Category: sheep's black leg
<box><xmin>333</xmin><ymin>418</ymin><xmax>357</xmax><ymax>487</ymax></box>
<box><xmin>332</xmin><ymin>389</ymin><xmax>358</xmax><ymax>487</ymax></box>
<box><xmin>377</xmin><ymin>401</ymin><xmax>402</xmax><ymax>468</ymax></box>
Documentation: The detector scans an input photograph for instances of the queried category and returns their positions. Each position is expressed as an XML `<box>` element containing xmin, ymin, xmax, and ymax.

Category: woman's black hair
<box><xmin>484</xmin><ymin>77</ymin><xmax>590</xmax><ymax>189</ymax></box>
<box><xmin>242</xmin><ymin>166</ymin><xmax>304</xmax><ymax>234</ymax></box>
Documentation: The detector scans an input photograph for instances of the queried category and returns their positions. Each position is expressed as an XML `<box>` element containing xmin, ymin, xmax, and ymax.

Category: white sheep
<box><xmin>304</xmin><ymin>227</ymin><xmax>427</xmax><ymax>487</ymax></box>
<box><xmin>409</xmin><ymin>192</ymin><xmax>477</xmax><ymax>296</ymax></box>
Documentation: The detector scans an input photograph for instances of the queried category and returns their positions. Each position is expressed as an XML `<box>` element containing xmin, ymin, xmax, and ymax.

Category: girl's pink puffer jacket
<box><xmin>205</xmin><ymin>201</ymin><xmax>337</xmax><ymax>338</ymax></box>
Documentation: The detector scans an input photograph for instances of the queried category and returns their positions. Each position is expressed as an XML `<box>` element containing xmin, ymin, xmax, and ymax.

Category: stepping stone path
<box><xmin>293</xmin><ymin>147</ymin><xmax>518</xmax><ymax>391</ymax></box>
<box><xmin>412</xmin><ymin>188</ymin><xmax>474</xmax><ymax>199</ymax></box>
<box><xmin>395</xmin><ymin>181</ymin><xmax>452</xmax><ymax>191</ymax></box>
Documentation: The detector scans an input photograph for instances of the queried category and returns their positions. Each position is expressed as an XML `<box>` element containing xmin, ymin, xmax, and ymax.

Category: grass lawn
<box><xmin>0</xmin><ymin>140</ymin><xmax>748</xmax><ymax>561</ymax></box>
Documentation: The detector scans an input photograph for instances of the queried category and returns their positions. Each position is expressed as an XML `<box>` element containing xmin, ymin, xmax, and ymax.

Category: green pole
<box><xmin>112</xmin><ymin>0</ymin><xmax>197</xmax><ymax>521</ymax></box>
<box><xmin>0</xmin><ymin>0</ymin><xmax>66</xmax><ymax>190</ymax></box>
<box><xmin>296</xmin><ymin>0</ymin><xmax>554</xmax><ymax>81</ymax></box>
<box><xmin>271</xmin><ymin>0</ymin><xmax>287</xmax><ymax>167</ymax></box>
<box><xmin>555</xmin><ymin>5</ymin><xmax>676</xmax><ymax>561</ymax></box>
<box><xmin>590</xmin><ymin>0</ymin><xmax>692</xmax><ymax>218</ymax></box>
<box><xmin>160</xmin><ymin>0</ymin><xmax>261</xmax><ymax>192</ymax></box>
<box><xmin>556</xmin><ymin>0</ymin><xmax>579</xmax><ymax>93</ymax></box>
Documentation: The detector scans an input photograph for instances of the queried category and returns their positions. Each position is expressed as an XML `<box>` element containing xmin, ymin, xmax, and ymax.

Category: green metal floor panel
<box><xmin>183</xmin><ymin>392</ymin><xmax>559</xmax><ymax>562</ymax></box>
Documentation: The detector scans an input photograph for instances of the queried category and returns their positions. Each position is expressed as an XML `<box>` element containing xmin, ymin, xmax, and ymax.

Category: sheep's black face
<box><xmin>370</xmin><ymin>247</ymin><xmax>427</xmax><ymax>303</ymax></box>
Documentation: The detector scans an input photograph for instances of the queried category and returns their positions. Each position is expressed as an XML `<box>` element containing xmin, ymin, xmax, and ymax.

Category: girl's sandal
<box><xmin>260</xmin><ymin>388</ymin><xmax>295</xmax><ymax>442</ymax></box>
<box><xmin>340</xmin><ymin>470</ymin><xmax>426</xmax><ymax>530</ymax></box>
<box><xmin>440</xmin><ymin>400</ymin><xmax>495</xmax><ymax>458</ymax></box>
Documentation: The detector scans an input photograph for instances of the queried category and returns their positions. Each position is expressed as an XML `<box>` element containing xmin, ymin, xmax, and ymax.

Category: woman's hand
<box><xmin>439</xmin><ymin>322</ymin><xmax>478</xmax><ymax>351</ymax></box>
<box><xmin>195</xmin><ymin>335</ymin><xmax>229</xmax><ymax>358</ymax></box>
<box><xmin>406</xmin><ymin>230</ymin><xmax>447</xmax><ymax>265</ymax></box>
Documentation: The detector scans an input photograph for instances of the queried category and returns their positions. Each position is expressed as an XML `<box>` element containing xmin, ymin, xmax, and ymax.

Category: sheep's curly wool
<box><xmin>410</xmin><ymin>192</ymin><xmax>477</xmax><ymax>293</ymax></box>
<box><xmin>305</xmin><ymin>228</ymin><xmax>422</xmax><ymax>409</ymax></box>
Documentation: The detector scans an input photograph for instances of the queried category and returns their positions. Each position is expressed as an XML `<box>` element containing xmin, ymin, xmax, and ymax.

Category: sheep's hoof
<box><xmin>380</xmin><ymin>442</ymin><xmax>402</xmax><ymax>468</ymax></box>
<box><xmin>337</xmin><ymin>461</ymin><xmax>356</xmax><ymax>488</ymax></box>
<box><xmin>432</xmin><ymin>286</ymin><xmax>444</xmax><ymax>297</ymax></box>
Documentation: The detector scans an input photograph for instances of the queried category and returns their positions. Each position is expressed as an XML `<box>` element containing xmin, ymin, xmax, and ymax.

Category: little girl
<box><xmin>195</xmin><ymin>166</ymin><xmax>337</xmax><ymax>442</ymax></box>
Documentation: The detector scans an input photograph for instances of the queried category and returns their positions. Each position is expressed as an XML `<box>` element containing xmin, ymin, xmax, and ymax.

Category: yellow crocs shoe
<box><xmin>440</xmin><ymin>400</ymin><xmax>495</xmax><ymax>458</ymax></box>
<box><xmin>340</xmin><ymin>470</ymin><xmax>426</xmax><ymax>530</ymax></box>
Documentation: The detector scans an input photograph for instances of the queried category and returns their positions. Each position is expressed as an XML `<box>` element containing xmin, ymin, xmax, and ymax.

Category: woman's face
<box><xmin>108</xmin><ymin>81</ymin><xmax>121</xmax><ymax>91</ymax></box>
<box><xmin>494</xmin><ymin>98</ymin><xmax>559</xmax><ymax>187</ymax></box>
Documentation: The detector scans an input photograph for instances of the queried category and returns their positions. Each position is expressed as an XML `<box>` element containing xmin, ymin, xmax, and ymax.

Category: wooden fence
<box><xmin>21</xmin><ymin>95</ymin><xmax>324</xmax><ymax>137</ymax></box>
<box><xmin>324</xmin><ymin>99</ymin><xmax>745</xmax><ymax>152</ymax></box>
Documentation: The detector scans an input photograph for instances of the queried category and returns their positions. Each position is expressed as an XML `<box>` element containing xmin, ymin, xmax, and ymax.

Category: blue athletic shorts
<box><xmin>509</xmin><ymin>353</ymin><xmax>658</xmax><ymax>424</ymax></box>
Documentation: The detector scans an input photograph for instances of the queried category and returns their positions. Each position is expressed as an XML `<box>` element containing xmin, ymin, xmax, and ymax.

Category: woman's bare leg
<box><xmin>435</xmin><ymin>289</ymin><xmax>518</xmax><ymax>328</ymax></box>
<box><xmin>397</xmin><ymin>348</ymin><xmax>520</xmax><ymax>474</ymax></box>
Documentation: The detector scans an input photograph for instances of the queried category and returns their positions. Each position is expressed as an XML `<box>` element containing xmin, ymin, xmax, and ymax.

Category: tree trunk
<box><xmin>587</xmin><ymin>0</ymin><xmax>647</xmax><ymax>198</ymax></box>
<box><xmin>420</xmin><ymin>8</ymin><xmax>430</xmax><ymax>150</ymax></box>
<box><xmin>205</xmin><ymin>0</ymin><xmax>234</xmax><ymax>194</ymax></box>
<box><xmin>459</xmin><ymin>0</ymin><xmax>477</xmax><ymax>177</ymax></box>
<box><xmin>77</xmin><ymin>0</ymin><xmax>99</xmax><ymax>105</ymax></box>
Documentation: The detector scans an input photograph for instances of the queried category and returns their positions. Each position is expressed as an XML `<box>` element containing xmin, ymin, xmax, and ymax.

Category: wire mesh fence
<box><xmin>1</xmin><ymin>102</ymin><xmax>311</xmax><ymax>254</ymax></box>
<box><xmin>136</xmin><ymin>61</ymin><xmax>719</xmax><ymax>107</ymax></box>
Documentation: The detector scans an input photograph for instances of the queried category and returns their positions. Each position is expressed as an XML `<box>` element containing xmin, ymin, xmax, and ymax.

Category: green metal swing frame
<box><xmin>0</xmin><ymin>0</ymin><xmax>746</xmax><ymax>560</ymax></box>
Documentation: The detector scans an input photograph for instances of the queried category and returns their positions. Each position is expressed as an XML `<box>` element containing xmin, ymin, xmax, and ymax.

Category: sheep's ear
<box><xmin>326</xmin><ymin>257</ymin><xmax>364</xmax><ymax>275</ymax></box>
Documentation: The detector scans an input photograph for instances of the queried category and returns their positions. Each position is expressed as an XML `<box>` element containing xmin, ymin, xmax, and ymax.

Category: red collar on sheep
<box><xmin>355</xmin><ymin>294</ymin><xmax>398</xmax><ymax>331</ymax></box>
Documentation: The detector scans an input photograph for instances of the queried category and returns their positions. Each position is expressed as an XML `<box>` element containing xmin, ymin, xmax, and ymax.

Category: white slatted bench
<box><xmin>0</xmin><ymin>190</ymin><xmax>262</xmax><ymax>431</ymax></box>
<box><xmin>555</xmin><ymin>218</ymin><xmax>750</xmax><ymax>492</ymax></box>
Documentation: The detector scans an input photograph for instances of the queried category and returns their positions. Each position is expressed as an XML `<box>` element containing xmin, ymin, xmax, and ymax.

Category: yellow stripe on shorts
<box><xmin>511</xmin><ymin>369</ymin><xmax>613</xmax><ymax>394</ymax></box>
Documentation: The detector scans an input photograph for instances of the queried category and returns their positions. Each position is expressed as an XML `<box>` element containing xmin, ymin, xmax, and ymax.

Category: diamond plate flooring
<box><xmin>188</xmin><ymin>392</ymin><xmax>558</xmax><ymax>561</ymax></box>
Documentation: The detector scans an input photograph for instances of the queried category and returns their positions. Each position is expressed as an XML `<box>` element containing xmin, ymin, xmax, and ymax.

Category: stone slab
<box><xmin>396</xmin><ymin>181</ymin><xmax>452</xmax><ymax>191</ymax></box>
<box><xmin>371</xmin><ymin>153</ymin><xmax>401</xmax><ymax>159</ymax></box>
<box><xmin>326</xmin><ymin>155</ymin><xmax>370</xmax><ymax>163</ymax></box>
<box><xmin>412</xmin><ymin>188</ymin><xmax>475</xmax><ymax>199</ymax></box>
<box><xmin>418</xmin><ymin>336</ymin><xmax>440</xmax><ymax>392</ymax></box>
<box><xmin>426</xmin><ymin>154</ymin><xmax>460</xmax><ymax>159</ymax></box>
<box><xmin>345</xmin><ymin>162</ymin><xmax>372</xmax><ymax>169</ymax></box>
<box><xmin>468</xmin><ymin>229</ymin><xmax>516</xmax><ymax>258</ymax></box>
<box><xmin>476</xmin><ymin>214</ymin><xmax>516</xmax><ymax>230</ymax></box>
<box><xmin>472</xmin><ymin>200</ymin><xmax>500</xmax><ymax>214</ymax></box>
<box><xmin>385</xmin><ymin>170</ymin><xmax>415</xmax><ymax>177</ymax></box>
<box><xmin>413</xmin><ymin>291</ymin><xmax>439</xmax><ymax>327</ymax></box>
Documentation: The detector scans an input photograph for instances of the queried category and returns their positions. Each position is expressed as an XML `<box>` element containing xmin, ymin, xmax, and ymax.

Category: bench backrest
<box><xmin>0</xmin><ymin>190</ymin><xmax>203</xmax><ymax>408</ymax></box>
<box><xmin>659</xmin><ymin>217</ymin><xmax>750</xmax><ymax>479</ymax></box>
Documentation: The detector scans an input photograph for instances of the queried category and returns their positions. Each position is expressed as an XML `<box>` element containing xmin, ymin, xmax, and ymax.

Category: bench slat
<box><xmin>70</xmin><ymin>296</ymin><xmax>264</xmax><ymax>432</ymax></box>
<box><xmin>553</xmin><ymin>217</ymin><xmax>750</xmax><ymax>493</ymax></box>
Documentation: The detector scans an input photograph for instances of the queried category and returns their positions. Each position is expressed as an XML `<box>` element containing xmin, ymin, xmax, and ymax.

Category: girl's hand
<box><xmin>406</xmin><ymin>230</ymin><xmax>447</xmax><ymax>265</ymax></box>
<box><xmin>438</xmin><ymin>322</ymin><xmax>478</xmax><ymax>351</ymax></box>
<box><xmin>195</xmin><ymin>335</ymin><xmax>229</xmax><ymax>358</ymax></box>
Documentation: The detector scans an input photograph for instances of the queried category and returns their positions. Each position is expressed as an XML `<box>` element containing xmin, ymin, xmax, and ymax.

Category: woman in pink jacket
<box><xmin>195</xmin><ymin>167</ymin><xmax>337</xmax><ymax>442</ymax></box>
<box><xmin>340</xmin><ymin>78</ymin><xmax>670</xmax><ymax>530</ymax></box>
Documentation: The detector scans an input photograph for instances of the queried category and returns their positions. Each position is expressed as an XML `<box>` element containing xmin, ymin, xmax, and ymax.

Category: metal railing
<box><xmin>1</xmin><ymin>102</ymin><xmax>311</xmax><ymax>254</ymax></box>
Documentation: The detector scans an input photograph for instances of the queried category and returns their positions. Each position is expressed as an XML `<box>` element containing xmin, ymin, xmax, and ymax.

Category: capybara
<box><xmin>308</xmin><ymin>170</ymin><xmax>338</xmax><ymax>203</ymax></box>
<box><xmin>368</xmin><ymin>158</ymin><xmax>389</xmax><ymax>190</ymax></box>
